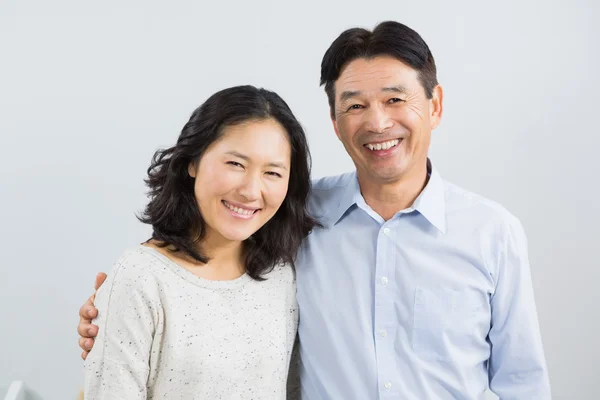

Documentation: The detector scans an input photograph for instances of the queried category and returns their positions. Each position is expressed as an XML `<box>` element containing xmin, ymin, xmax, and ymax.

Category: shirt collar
<box><xmin>328</xmin><ymin>159</ymin><xmax>446</xmax><ymax>233</ymax></box>
<box><xmin>411</xmin><ymin>160</ymin><xmax>446</xmax><ymax>233</ymax></box>
<box><xmin>322</xmin><ymin>172</ymin><xmax>361</xmax><ymax>228</ymax></box>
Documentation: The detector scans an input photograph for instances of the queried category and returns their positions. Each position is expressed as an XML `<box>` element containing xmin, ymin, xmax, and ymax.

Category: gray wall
<box><xmin>1</xmin><ymin>0</ymin><xmax>598</xmax><ymax>399</ymax></box>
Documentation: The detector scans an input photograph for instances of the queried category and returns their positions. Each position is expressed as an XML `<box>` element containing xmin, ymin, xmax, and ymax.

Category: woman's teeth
<box><xmin>223</xmin><ymin>201</ymin><xmax>255</xmax><ymax>216</ymax></box>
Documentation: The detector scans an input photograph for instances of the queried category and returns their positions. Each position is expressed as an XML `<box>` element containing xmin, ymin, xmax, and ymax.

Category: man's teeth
<box><xmin>366</xmin><ymin>139</ymin><xmax>400</xmax><ymax>151</ymax></box>
<box><xmin>224</xmin><ymin>201</ymin><xmax>255</xmax><ymax>216</ymax></box>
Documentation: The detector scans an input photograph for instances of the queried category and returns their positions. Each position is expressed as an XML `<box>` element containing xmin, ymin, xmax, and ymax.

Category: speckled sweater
<box><xmin>84</xmin><ymin>246</ymin><xmax>299</xmax><ymax>399</ymax></box>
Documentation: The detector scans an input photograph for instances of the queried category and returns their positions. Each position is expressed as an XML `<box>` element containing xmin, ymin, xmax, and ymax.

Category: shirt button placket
<box><xmin>376</xmin><ymin>223</ymin><xmax>395</xmax><ymax>397</ymax></box>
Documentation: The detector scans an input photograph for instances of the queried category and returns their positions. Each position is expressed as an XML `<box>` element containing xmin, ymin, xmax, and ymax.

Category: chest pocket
<box><xmin>412</xmin><ymin>286</ymin><xmax>489</xmax><ymax>361</ymax></box>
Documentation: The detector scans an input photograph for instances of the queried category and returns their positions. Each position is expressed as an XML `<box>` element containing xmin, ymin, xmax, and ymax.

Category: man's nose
<box><xmin>364</xmin><ymin>105</ymin><xmax>393</xmax><ymax>134</ymax></box>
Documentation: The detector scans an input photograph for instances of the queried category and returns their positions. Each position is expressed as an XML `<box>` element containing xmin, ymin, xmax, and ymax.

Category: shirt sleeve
<box><xmin>487</xmin><ymin>216</ymin><xmax>551</xmax><ymax>399</ymax></box>
<box><xmin>286</xmin><ymin>272</ymin><xmax>301</xmax><ymax>400</ymax></box>
<box><xmin>84</xmin><ymin>252</ymin><xmax>162</xmax><ymax>400</ymax></box>
<box><xmin>286</xmin><ymin>334</ymin><xmax>301</xmax><ymax>400</ymax></box>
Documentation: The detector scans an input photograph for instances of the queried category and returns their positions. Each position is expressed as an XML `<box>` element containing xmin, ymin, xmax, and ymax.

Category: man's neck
<box><xmin>358</xmin><ymin>162</ymin><xmax>429</xmax><ymax>221</ymax></box>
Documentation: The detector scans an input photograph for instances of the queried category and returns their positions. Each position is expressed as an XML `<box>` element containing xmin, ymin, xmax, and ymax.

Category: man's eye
<box><xmin>347</xmin><ymin>104</ymin><xmax>364</xmax><ymax>111</ymax></box>
<box><xmin>388</xmin><ymin>98</ymin><xmax>404</xmax><ymax>104</ymax></box>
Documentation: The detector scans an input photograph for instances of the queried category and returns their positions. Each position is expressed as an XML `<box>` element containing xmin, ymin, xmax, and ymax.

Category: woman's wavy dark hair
<box><xmin>138</xmin><ymin>85</ymin><xmax>318</xmax><ymax>280</ymax></box>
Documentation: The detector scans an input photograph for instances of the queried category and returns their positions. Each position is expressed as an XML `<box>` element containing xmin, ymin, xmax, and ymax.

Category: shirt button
<box><xmin>380</xmin><ymin>277</ymin><xmax>388</xmax><ymax>285</ymax></box>
<box><xmin>383</xmin><ymin>227</ymin><xmax>391</xmax><ymax>235</ymax></box>
<box><xmin>379</xmin><ymin>330</ymin><xmax>387</xmax><ymax>337</ymax></box>
<box><xmin>384</xmin><ymin>382</ymin><xmax>392</xmax><ymax>389</ymax></box>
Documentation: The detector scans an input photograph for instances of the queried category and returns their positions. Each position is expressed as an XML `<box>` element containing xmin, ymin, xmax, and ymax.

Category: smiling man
<box><xmin>77</xmin><ymin>21</ymin><xmax>551</xmax><ymax>399</ymax></box>
<box><xmin>294</xmin><ymin>21</ymin><xmax>550</xmax><ymax>399</ymax></box>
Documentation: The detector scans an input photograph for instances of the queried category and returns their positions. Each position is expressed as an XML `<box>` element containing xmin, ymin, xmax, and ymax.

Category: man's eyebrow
<box><xmin>382</xmin><ymin>85</ymin><xmax>408</xmax><ymax>94</ymax></box>
<box><xmin>339</xmin><ymin>86</ymin><xmax>408</xmax><ymax>103</ymax></box>
<box><xmin>339</xmin><ymin>90</ymin><xmax>361</xmax><ymax>103</ymax></box>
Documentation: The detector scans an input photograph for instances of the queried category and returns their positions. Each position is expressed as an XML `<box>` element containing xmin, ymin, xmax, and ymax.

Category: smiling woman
<box><xmin>188</xmin><ymin>118</ymin><xmax>292</xmax><ymax>250</ymax></box>
<box><xmin>81</xmin><ymin>85</ymin><xmax>317</xmax><ymax>399</ymax></box>
<box><xmin>137</xmin><ymin>85</ymin><xmax>317</xmax><ymax>280</ymax></box>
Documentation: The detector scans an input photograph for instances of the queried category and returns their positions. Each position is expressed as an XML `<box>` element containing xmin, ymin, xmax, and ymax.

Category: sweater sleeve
<box><xmin>84</xmin><ymin>251</ymin><xmax>163</xmax><ymax>400</ymax></box>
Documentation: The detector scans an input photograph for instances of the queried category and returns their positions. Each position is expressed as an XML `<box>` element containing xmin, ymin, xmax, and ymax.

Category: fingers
<box><xmin>77</xmin><ymin>320</ymin><xmax>98</xmax><ymax>338</ymax></box>
<box><xmin>79</xmin><ymin>294</ymin><xmax>98</xmax><ymax>320</ymax></box>
<box><xmin>78</xmin><ymin>273</ymin><xmax>106</xmax><ymax>362</ymax></box>
<box><xmin>78</xmin><ymin>336</ymin><xmax>95</xmax><ymax>352</ymax></box>
<box><xmin>94</xmin><ymin>272</ymin><xmax>107</xmax><ymax>291</ymax></box>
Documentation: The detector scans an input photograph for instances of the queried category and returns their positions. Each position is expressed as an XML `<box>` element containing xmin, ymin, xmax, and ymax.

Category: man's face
<box><xmin>331</xmin><ymin>56</ymin><xmax>442</xmax><ymax>185</ymax></box>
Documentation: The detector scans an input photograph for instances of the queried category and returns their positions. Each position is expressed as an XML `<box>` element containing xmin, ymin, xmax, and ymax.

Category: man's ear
<box><xmin>430</xmin><ymin>84</ymin><xmax>444</xmax><ymax>130</ymax></box>
<box><xmin>331</xmin><ymin>112</ymin><xmax>342</xmax><ymax>141</ymax></box>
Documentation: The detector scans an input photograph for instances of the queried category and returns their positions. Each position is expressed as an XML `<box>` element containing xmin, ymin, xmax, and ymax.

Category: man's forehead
<box><xmin>335</xmin><ymin>56</ymin><xmax>418</xmax><ymax>93</ymax></box>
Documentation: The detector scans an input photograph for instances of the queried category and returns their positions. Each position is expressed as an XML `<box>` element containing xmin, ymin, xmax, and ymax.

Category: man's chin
<box><xmin>369</xmin><ymin>162</ymin><xmax>410</xmax><ymax>179</ymax></box>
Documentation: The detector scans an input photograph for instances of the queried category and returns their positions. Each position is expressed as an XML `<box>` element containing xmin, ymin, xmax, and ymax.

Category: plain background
<box><xmin>1</xmin><ymin>0</ymin><xmax>598</xmax><ymax>399</ymax></box>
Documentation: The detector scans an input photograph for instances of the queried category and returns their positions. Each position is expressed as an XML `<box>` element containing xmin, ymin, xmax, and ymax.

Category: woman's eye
<box><xmin>266</xmin><ymin>171</ymin><xmax>282</xmax><ymax>178</ymax></box>
<box><xmin>227</xmin><ymin>161</ymin><xmax>243</xmax><ymax>168</ymax></box>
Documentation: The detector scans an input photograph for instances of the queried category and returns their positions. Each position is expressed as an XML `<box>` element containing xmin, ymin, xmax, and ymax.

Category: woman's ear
<box><xmin>188</xmin><ymin>162</ymin><xmax>197</xmax><ymax>178</ymax></box>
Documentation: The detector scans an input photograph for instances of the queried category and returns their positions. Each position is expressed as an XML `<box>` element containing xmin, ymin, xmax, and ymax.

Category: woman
<box><xmin>83</xmin><ymin>85</ymin><xmax>316</xmax><ymax>399</ymax></box>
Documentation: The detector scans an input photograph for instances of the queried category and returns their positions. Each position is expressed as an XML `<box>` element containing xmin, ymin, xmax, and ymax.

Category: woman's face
<box><xmin>189</xmin><ymin>118</ymin><xmax>291</xmax><ymax>245</ymax></box>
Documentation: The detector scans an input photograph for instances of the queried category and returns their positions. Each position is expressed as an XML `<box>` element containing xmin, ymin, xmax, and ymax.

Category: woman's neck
<box><xmin>148</xmin><ymin>234</ymin><xmax>245</xmax><ymax>281</ymax></box>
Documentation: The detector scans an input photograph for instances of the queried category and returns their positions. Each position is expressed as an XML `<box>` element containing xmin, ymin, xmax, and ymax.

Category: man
<box><xmin>78</xmin><ymin>21</ymin><xmax>551</xmax><ymax>399</ymax></box>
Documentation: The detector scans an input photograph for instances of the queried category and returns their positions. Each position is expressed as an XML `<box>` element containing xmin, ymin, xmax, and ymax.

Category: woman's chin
<box><xmin>220</xmin><ymin>230</ymin><xmax>255</xmax><ymax>243</ymax></box>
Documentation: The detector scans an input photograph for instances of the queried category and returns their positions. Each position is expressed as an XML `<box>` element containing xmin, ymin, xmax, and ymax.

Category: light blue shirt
<box><xmin>295</xmin><ymin>161</ymin><xmax>550</xmax><ymax>399</ymax></box>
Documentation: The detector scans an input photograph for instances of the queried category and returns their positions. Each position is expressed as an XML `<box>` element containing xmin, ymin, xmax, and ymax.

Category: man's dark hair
<box><xmin>138</xmin><ymin>85</ymin><xmax>318</xmax><ymax>280</ymax></box>
<box><xmin>320</xmin><ymin>21</ymin><xmax>438</xmax><ymax>118</ymax></box>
